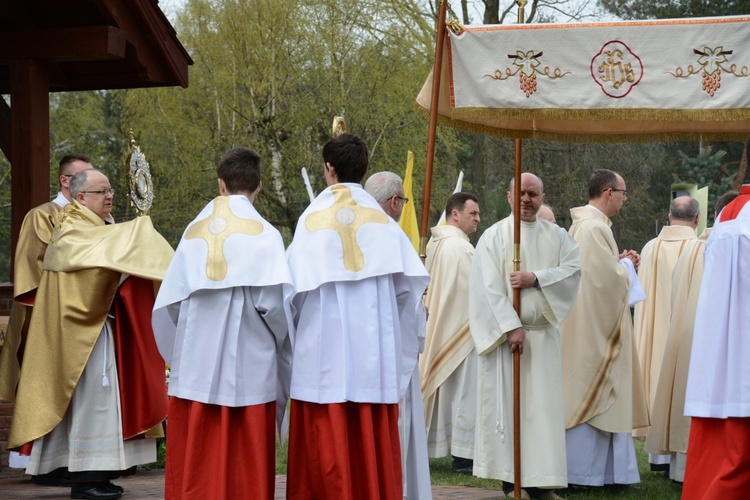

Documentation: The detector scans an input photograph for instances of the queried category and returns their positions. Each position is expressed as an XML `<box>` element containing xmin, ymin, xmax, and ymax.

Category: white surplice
<box><xmin>152</xmin><ymin>195</ymin><xmax>294</xmax><ymax>423</ymax></box>
<box><xmin>685</xmin><ymin>201</ymin><xmax>750</xmax><ymax>418</ymax></box>
<box><xmin>469</xmin><ymin>217</ymin><xmax>580</xmax><ymax>488</ymax></box>
<box><xmin>287</xmin><ymin>183</ymin><xmax>430</xmax><ymax>405</ymax></box>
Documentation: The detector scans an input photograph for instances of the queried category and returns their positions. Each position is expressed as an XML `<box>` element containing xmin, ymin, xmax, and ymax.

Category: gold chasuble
<box><xmin>9</xmin><ymin>202</ymin><xmax>174</xmax><ymax>449</ymax></box>
<box><xmin>560</xmin><ymin>206</ymin><xmax>649</xmax><ymax>434</ymax></box>
<box><xmin>0</xmin><ymin>201</ymin><xmax>63</xmax><ymax>402</ymax></box>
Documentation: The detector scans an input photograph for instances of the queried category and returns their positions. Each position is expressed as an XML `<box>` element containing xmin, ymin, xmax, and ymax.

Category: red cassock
<box><xmin>165</xmin><ymin>398</ymin><xmax>276</xmax><ymax>500</ymax></box>
<box><xmin>286</xmin><ymin>400</ymin><xmax>403</xmax><ymax>500</ymax></box>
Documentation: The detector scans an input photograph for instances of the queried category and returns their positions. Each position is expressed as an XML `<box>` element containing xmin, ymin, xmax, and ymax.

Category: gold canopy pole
<box><xmin>419</xmin><ymin>0</ymin><xmax>448</xmax><ymax>261</ymax></box>
<box><xmin>512</xmin><ymin>2</ymin><xmax>527</xmax><ymax>499</ymax></box>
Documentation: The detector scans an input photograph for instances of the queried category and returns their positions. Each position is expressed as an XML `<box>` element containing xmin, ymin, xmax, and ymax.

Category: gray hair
<box><xmin>364</xmin><ymin>171</ymin><xmax>403</xmax><ymax>204</ymax></box>
<box><xmin>670</xmin><ymin>196</ymin><xmax>700</xmax><ymax>221</ymax></box>
<box><xmin>69</xmin><ymin>170</ymin><xmax>92</xmax><ymax>198</ymax></box>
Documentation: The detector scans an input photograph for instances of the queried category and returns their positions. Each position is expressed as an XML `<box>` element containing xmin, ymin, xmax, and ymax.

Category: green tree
<box><xmin>674</xmin><ymin>146</ymin><xmax>735</xmax><ymax>225</ymax></box>
<box><xmin>123</xmin><ymin>0</ymin><xmax>459</xmax><ymax>244</ymax></box>
<box><xmin>50</xmin><ymin>90</ymin><xmax>131</xmax><ymax>222</ymax></box>
<box><xmin>599</xmin><ymin>0</ymin><xmax>750</xmax><ymax>20</ymax></box>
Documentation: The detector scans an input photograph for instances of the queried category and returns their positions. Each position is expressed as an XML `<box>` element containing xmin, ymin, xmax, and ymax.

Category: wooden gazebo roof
<box><xmin>0</xmin><ymin>0</ymin><xmax>193</xmax><ymax>266</ymax></box>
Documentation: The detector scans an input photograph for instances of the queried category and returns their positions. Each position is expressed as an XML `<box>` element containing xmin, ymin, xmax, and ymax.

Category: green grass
<box><xmin>153</xmin><ymin>430</ymin><xmax>682</xmax><ymax>499</ymax></box>
<box><xmin>429</xmin><ymin>440</ymin><xmax>682</xmax><ymax>499</ymax></box>
<box><xmin>276</xmin><ymin>436</ymin><xmax>288</xmax><ymax>474</ymax></box>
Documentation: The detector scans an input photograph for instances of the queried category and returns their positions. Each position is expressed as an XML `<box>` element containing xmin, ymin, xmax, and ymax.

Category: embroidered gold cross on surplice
<box><xmin>185</xmin><ymin>197</ymin><xmax>263</xmax><ymax>281</ymax></box>
<box><xmin>305</xmin><ymin>185</ymin><xmax>388</xmax><ymax>272</ymax></box>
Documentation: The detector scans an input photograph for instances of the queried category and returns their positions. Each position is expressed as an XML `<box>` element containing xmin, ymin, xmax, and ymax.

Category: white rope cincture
<box><xmin>101</xmin><ymin>329</ymin><xmax>110</xmax><ymax>387</ymax></box>
<box><xmin>495</xmin><ymin>346</ymin><xmax>505</xmax><ymax>442</ymax></box>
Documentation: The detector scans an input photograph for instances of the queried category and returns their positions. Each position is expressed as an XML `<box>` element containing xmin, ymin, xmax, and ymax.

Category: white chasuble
<box><xmin>469</xmin><ymin>217</ymin><xmax>580</xmax><ymax>487</ymax></box>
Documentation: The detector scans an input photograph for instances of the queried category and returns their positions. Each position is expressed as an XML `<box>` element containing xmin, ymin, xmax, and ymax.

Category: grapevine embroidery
<box><xmin>666</xmin><ymin>46</ymin><xmax>749</xmax><ymax>97</ymax></box>
<box><xmin>483</xmin><ymin>50</ymin><xmax>570</xmax><ymax>98</ymax></box>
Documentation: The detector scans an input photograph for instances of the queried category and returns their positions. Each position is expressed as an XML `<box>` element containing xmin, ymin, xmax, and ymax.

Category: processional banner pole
<box><xmin>419</xmin><ymin>0</ymin><xmax>448</xmax><ymax>261</ymax></box>
<box><xmin>512</xmin><ymin>2</ymin><xmax>527</xmax><ymax>499</ymax></box>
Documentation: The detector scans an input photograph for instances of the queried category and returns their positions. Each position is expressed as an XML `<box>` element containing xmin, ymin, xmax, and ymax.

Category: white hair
<box><xmin>364</xmin><ymin>171</ymin><xmax>403</xmax><ymax>203</ymax></box>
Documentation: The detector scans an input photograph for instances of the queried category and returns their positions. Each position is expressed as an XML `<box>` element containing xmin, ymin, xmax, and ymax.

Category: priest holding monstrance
<box><xmin>9</xmin><ymin>147</ymin><xmax>173</xmax><ymax>500</ymax></box>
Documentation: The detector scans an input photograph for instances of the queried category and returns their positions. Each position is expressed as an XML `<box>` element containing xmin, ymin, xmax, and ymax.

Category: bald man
<box><xmin>645</xmin><ymin>191</ymin><xmax>738</xmax><ymax>483</ymax></box>
<box><xmin>0</xmin><ymin>154</ymin><xmax>92</xmax><ymax>480</ymax></box>
<box><xmin>537</xmin><ymin>204</ymin><xmax>556</xmax><ymax>224</ymax></box>
<box><xmin>470</xmin><ymin>173</ymin><xmax>580</xmax><ymax>499</ymax></box>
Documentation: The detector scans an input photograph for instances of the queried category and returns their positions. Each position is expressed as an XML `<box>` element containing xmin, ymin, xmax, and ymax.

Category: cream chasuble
<box><xmin>469</xmin><ymin>217</ymin><xmax>580</xmax><ymax>487</ymax></box>
<box><xmin>633</xmin><ymin>224</ymin><xmax>696</xmax><ymax>437</ymax></box>
<box><xmin>420</xmin><ymin>224</ymin><xmax>476</xmax><ymax>458</ymax></box>
<box><xmin>0</xmin><ymin>198</ymin><xmax>65</xmax><ymax>402</ymax></box>
<box><xmin>9</xmin><ymin>202</ymin><xmax>174</xmax><ymax>449</ymax></box>
<box><xmin>645</xmin><ymin>229</ymin><xmax>709</xmax><ymax>476</ymax></box>
<box><xmin>560</xmin><ymin>206</ymin><xmax>649</xmax><ymax>434</ymax></box>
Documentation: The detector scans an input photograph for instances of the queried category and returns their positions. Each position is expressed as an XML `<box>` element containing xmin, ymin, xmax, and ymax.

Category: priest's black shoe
<box><xmin>70</xmin><ymin>485</ymin><xmax>122</xmax><ymax>499</ymax></box>
<box><xmin>103</xmin><ymin>481</ymin><xmax>124</xmax><ymax>494</ymax></box>
<box><xmin>451</xmin><ymin>455</ymin><xmax>474</xmax><ymax>474</ymax></box>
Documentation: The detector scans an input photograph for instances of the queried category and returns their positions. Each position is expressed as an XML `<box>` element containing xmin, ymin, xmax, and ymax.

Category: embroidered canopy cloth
<box><xmin>416</xmin><ymin>16</ymin><xmax>750</xmax><ymax>142</ymax></box>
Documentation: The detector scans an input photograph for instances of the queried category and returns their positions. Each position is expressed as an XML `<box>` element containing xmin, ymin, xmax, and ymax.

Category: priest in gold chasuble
<box><xmin>9</xmin><ymin>169</ymin><xmax>173</xmax><ymax>499</ymax></box>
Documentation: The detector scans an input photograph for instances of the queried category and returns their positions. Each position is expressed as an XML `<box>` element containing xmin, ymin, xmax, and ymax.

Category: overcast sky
<box><xmin>157</xmin><ymin>0</ymin><xmax>619</xmax><ymax>26</ymax></box>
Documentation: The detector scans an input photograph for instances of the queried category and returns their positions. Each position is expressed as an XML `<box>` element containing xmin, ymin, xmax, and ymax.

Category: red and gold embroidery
<box><xmin>483</xmin><ymin>50</ymin><xmax>570</xmax><ymax>98</ymax></box>
<box><xmin>666</xmin><ymin>46</ymin><xmax>749</xmax><ymax>97</ymax></box>
<box><xmin>590</xmin><ymin>40</ymin><xmax>644</xmax><ymax>99</ymax></box>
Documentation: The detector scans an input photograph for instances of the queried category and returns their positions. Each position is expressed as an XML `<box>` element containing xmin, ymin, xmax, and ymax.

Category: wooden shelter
<box><xmin>0</xmin><ymin>0</ymin><xmax>193</xmax><ymax>262</ymax></box>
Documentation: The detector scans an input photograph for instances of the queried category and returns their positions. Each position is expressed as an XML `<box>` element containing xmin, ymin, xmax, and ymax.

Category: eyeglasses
<box><xmin>61</xmin><ymin>174</ymin><xmax>74</xmax><ymax>178</ymax></box>
<box><xmin>394</xmin><ymin>195</ymin><xmax>410</xmax><ymax>204</ymax></box>
<box><xmin>610</xmin><ymin>188</ymin><xmax>628</xmax><ymax>196</ymax></box>
<box><xmin>81</xmin><ymin>189</ymin><xmax>115</xmax><ymax>196</ymax></box>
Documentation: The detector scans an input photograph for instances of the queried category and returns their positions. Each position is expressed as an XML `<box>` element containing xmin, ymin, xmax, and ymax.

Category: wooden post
<box><xmin>512</xmin><ymin>138</ymin><xmax>523</xmax><ymax>499</ymax></box>
<box><xmin>512</xmin><ymin>4</ymin><xmax>527</xmax><ymax>499</ymax></box>
<box><xmin>10</xmin><ymin>59</ymin><xmax>50</xmax><ymax>280</ymax></box>
<box><xmin>419</xmin><ymin>0</ymin><xmax>448</xmax><ymax>261</ymax></box>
